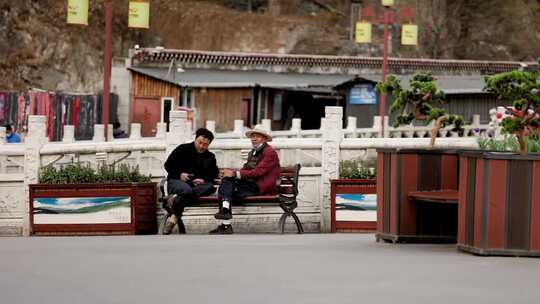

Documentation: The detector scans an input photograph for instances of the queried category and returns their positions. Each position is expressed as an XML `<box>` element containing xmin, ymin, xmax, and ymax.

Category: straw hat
<box><xmin>245</xmin><ymin>125</ymin><xmax>272</xmax><ymax>141</ymax></box>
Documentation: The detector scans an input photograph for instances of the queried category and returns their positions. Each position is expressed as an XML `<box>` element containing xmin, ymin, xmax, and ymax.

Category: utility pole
<box><xmin>355</xmin><ymin>1</ymin><xmax>416</xmax><ymax>137</ymax></box>
<box><xmin>102</xmin><ymin>0</ymin><xmax>113</xmax><ymax>141</ymax></box>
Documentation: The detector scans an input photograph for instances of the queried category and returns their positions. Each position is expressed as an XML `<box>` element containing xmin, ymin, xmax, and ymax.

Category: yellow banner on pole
<box><xmin>355</xmin><ymin>22</ymin><xmax>372</xmax><ymax>43</ymax></box>
<box><xmin>401</xmin><ymin>24</ymin><xmax>418</xmax><ymax>45</ymax></box>
<box><xmin>381</xmin><ymin>0</ymin><xmax>394</xmax><ymax>7</ymax></box>
<box><xmin>128</xmin><ymin>0</ymin><xmax>150</xmax><ymax>29</ymax></box>
<box><xmin>67</xmin><ymin>0</ymin><xmax>88</xmax><ymax>25</ymax></box>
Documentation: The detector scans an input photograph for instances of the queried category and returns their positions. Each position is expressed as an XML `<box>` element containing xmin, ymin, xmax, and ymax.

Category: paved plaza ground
<box><xmin>0</xmin><ymin>233</ymin><xmax>539</xmax><ymax>304</ymax></box>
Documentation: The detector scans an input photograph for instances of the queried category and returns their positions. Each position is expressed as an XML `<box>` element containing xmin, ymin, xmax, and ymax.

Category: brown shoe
<box><xmin>162</xmin><ymin>214</ymin><xmax>178</xmax><ymax>235</ymax></box>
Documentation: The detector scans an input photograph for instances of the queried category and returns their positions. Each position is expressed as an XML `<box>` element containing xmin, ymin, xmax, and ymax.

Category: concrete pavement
<box><xmin>0</xmin><ymin>234</ymin><xmax>538</xmax><ymax>304</ymax></box>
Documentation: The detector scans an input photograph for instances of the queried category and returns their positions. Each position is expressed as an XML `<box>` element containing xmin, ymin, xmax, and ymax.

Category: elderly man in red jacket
<box><xmin>210</xmin><ymin>126</ymin><xmax>280</xmax><ymax>234</ymax></box>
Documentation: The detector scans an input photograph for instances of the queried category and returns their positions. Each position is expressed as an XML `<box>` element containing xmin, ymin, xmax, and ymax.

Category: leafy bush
<box><xmin>339</xmin><ymin>159</ymin><xmax>376</xmax><ymax>179</ymax></box>
<box><xmin>39</xmin><ymin>163</ymin><xmax>151</xmax><ymax>184</ymax></box>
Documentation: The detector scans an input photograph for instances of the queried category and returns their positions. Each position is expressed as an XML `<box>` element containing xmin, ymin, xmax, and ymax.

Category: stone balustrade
<box><xmin>210</xmin><ymin>114</ymin><xmax>487</xmax><ymax>139</ymax></box>
<box><xmin>0</xmin><ymin>107</ymin><xmax>483</xmax><ymax>236</ymax></box>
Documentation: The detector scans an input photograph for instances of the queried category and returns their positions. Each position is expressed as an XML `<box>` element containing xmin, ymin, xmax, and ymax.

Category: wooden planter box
<box><xmin>330</xmin><ymin>179</ymin><xmax>377</xmax><ymax>232</ymax></box>
<box><xmin>29</xmin><ymin>182</ymin><xmax>157</xmax><ymax>236</ymax></box>
<box><xmin>458</xmin><ymin>151</ymin><xmax>540</xmax><ymax>257</ymax></box>
<box><xmin>376</xmin><ymin>148</ymin><xmax>459</xmax><ymax>243</ymax></box>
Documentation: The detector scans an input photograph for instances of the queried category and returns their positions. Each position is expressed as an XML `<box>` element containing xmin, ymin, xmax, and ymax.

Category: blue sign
<box><xmin>349</xmin><ymin>84</ymin><xmax>377</xmax><ymax>105</ymax></box>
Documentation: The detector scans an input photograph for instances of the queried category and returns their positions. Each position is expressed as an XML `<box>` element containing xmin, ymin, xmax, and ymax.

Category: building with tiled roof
<box><xmin>124</xmin><ymin>48</ymin><xmax>535</xmax><ymax>133</ymax></box>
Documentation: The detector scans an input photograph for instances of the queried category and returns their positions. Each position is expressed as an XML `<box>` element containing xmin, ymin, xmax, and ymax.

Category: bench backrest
<box><xmin>277</xmin><ymin>164</ymin><xmax>301</xmax><ymax>196</ymax></box>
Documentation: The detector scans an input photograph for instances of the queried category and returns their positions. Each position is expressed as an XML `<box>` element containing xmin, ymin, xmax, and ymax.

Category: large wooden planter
<box><xmin>29</xmin><ymin>182</ymin><xmax>157</xmax><ymax>236</ymax></box>
<box><xmin>376</xmin><ymin>148</ymin><xmax>459</xmax><ymax>243</ymax></box>
<box><xmin>458</xmin><ymin>151</ymin><xmax>540</xmax><ymax>257</ymax></box>
<box><xmin>330</xmin><ymin>179</ymin><xmax>377</xmax><ymax>232</ymax></box>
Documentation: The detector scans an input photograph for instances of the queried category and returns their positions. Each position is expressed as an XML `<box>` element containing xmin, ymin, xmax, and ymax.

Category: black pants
<box><xmin>217</xmin><ymin>177</ymin><xmax>259</xmax><ymax>209</ymax></box>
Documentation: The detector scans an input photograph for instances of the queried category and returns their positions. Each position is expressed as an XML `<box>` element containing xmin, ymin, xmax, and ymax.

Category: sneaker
<box><xmin>162</xmin><ymin>214</ymin><xmax>178</xmax><ymax>235</ymax></box>
<box><xmin>214</xmin><ymin>208</ymin><xmax>232</xmax><ymax>220</ymax></box>
<box><xmin>163</xmin><ymin>194</ymin><xmax>177</xmax><ymax>214</ymax></box>
<box><xmin>209</xmin><ymin>224</ymin><xmax>233</xmax><ymax>234</ymax></box>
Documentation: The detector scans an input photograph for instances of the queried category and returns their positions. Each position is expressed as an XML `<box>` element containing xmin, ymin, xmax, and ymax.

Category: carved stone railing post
<box><xmin>155</xmin><ymin>122</ymin><xmax>167</xmax><ymax>139</ymax></box>
<box><xmin>0</xmin><ymin>126</ymin><xmax>6</xmax><ymax>142</ymax></box>
<box><xmin>346</xmin><ymin>116</ymin><xmax>357</xmax><ymax>138</ymax></box>
<box><xmin>233</xmin><ymin>120</ymin><xmax>244</xmax><ymax>137</ymax></box>
<box><xmin>23</xmin><ymin>115</ymin><xmax>48</xmax><ymax>236</ymax></box>
<box><xmin>383</xmin><ymin>115</ymin><xmax>390</xmax><ymax>138</ymax></box>
<box><xmin>93</xmin><ymin>124</ymin><xmax>105</xmax><ymax>142</ymax></box>
<box><xmin>261</xmin><ymin>119</ymin><xmax>271</xmax><ymax>131</ymax></box>
<box><xmin>129</xmin><ymin>123</ymin><xmax>142</xmax><ymax>140</ymax></box>
<box><xmin>291</xmin><ymin>118</ymin><xmax>301</xmax><ymax>138</ymax></box>
<box><xmin>206</xmin><ymin>120</ymin><xmax>216</xmax><ymax>134</ymax></box>
<box><xmin>320</xmin><ymin>106</ymin><xmax>343</xmax><ymax>232</ymax></box>
<box><xmin>166</xmin><ymin>110</ymin><xmax>188</xmax><ymax>159</ymax></box>
<box><xmin>62</xmin><ymin>125</ymin><xmax>75</xmax><ymax>143</ymax></box>
<box><xmin>107</xmin><ymin>124</ymin><xmax>113</xmax><ymax>141</ymax></box>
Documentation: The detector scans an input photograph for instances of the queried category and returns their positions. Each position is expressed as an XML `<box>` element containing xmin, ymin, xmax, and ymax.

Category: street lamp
<box><xmin>67</xmin><ymin>0</ymin><xmax>150</xmax><ymax>141</ymax></box>
<box><xmin>355</xmin><ymin>0</ymin><xmax>417</xmax><ymax>137</ymax></box>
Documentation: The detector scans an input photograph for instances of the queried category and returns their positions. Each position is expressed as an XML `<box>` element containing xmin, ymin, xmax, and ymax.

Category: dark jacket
<box><xmin>164</xmin><ymin>142</ymin><xmax>219</xmax><ymax>183</ymax></box>
<box><xmin>239</xmin><ymin>143</ymin><xmax>280</xmax><ymax>195</ymax></box>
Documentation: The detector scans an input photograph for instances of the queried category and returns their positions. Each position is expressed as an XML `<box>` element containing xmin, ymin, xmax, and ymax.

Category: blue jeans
<box><xmin>167</xmin><ymin>179</ymin><xmax>215</xmax><ymax>215</ymax></box>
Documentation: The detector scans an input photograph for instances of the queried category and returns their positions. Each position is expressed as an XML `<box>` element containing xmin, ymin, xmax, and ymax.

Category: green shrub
<box><xmin>39</xmin><ymin>163</ymin><xmax>151</xmax><ymax>184</ymax></box>
<box><xmin>477</xmin><ymin>134</ymin><xmax>540</xmax><ymax>153</ymax></box>
<box><xmin>339</xmin><ymin>159</ymin><xmax>376</xmax><ymax>179</ymax></box>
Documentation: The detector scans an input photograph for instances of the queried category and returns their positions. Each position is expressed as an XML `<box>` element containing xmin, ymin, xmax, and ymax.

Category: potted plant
<box><xmin>374</xmin><ymin>73</ymin><xmax>464</xmax><ymax>243</ymax></box>
<box><xmin>29</xmin><ymin>163</ymin><xmax>157</xmax><ymax>236</ymax></box>
<box><xmin>330</xmin><ymin>159</ymin><xmax>377</xmax><ymax>233</ymax></box>
<box><xmin>458</xmin><ymin>69</ymin><xmax>540</xmax><ymax>256</ymax></box>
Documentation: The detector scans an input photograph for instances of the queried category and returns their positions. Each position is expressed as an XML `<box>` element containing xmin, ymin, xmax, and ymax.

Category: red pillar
<box><xmin>102</xmin><ymin>0</ymin><xmax>113</xmax><ymax>141</ymax></box>
<box><xmin>379</xmin><ymin>9</ymin><xmax>390</xmax><ymax>138</ymax></box>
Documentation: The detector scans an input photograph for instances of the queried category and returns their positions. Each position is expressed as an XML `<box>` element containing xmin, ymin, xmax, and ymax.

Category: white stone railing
<box><xmin>209</xmin><ymin>114</ymin><xmax>488</xmax><ymax>140</ymax></box>
<box><xmin>0</xmin><ymin>107</ymin><xmax>485</xmax><ymax>236</ymax></box>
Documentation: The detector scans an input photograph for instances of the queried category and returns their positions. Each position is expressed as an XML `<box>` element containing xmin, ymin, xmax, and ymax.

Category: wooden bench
<box><xmin>158</xmin><ymin>164</ymin><xmax>303</xmax><ymax>234</ymax></box>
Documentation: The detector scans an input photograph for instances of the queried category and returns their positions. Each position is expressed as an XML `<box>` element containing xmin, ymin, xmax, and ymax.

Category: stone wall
<box><xmin>0</xmin><ymin>107</ymin><xmax>479</xmax><ymax>236</ymax></box>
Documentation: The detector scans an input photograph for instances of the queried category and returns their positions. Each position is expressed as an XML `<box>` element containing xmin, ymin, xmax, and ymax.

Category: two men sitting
<box><xmin>163</xmin><ymin>126</ymin><xmax>280</xmax><ymax>234</ymax></box>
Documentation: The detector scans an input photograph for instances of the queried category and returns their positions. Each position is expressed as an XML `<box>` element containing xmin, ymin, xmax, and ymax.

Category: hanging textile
<box><xmin>0</xmin><ymin>93</ymin><xmax>7</xmax><ymax>124</ymax></box>
<box><xmin>0</xmin><ymin>90</ymin><xmax>118</xmax><ymax>141</ymax></box>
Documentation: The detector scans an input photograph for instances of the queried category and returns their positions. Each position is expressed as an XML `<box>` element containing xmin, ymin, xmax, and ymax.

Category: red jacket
<box><xmin>239</xmin><ymin>144</ymin><xmax>281</xmax><ymax>195</ymax></box>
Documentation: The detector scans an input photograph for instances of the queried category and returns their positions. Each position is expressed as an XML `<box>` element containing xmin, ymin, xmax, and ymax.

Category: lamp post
<box><xmin>379</xmin><ymin>4</ymin><xmax>391</xmax><ymax>137</ymax></box>
<box><xmin>354</xmin><ymin>0</ymin><xmax>417</xmax><ymax>137</ymax></box>
<box><xmin>67</xmin><ymin>0</ymin><xmax>150</xmax><ymax>141</ymax></box>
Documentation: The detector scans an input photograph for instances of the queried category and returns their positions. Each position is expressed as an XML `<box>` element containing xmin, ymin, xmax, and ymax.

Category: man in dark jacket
<box><xmin>163</xmin><ymin>128</ymin><xmax>219</xmax><ymax>234</ymax></box>
<box><xmin>210</xmin><ymin>126</ymin><xmax>280</xmax><ymax>234</ymax></box>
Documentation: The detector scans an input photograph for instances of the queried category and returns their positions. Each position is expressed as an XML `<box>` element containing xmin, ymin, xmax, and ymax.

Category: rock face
<box><xmin>1</xmin><ymin>0</ymin><xmax>539</xmax><ymax>92</ymax></box>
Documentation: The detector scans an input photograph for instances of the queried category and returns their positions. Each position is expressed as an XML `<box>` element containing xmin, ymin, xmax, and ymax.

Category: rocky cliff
<box><xmin>1</xmin><ymin>0</ymin><xmax>539</xmax><ymax>92</ymax></box>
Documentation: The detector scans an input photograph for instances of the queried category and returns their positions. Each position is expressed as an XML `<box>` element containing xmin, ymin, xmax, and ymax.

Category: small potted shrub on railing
<box><xmin>458</xmin><ymin>69</ymin><xmax>540</xmax><ymax>257</ymax></box>
<box><xmin>484</xmin><ymin>70</ymin><xmax>540</xmax><ymax>155</ymax></box>
<box><xmin>376</xmin><ymin>72</ymin><xmax>465</xmax><ymax>146</ymax></box>
<box><xmin>30</xmin><ymin>163</ymin><xmax>156</xmax><ymax>236</ymax></box>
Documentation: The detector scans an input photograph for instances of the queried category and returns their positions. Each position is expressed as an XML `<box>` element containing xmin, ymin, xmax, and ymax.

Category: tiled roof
<box><xmin>132</xmin><ymin>48</ymin><xmax>540</xmax><ymax>74</ymax></box>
